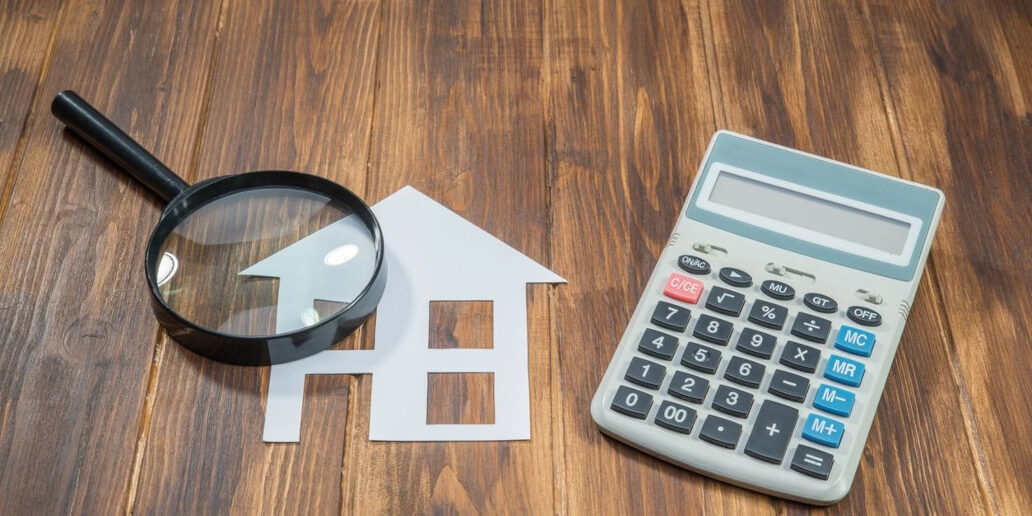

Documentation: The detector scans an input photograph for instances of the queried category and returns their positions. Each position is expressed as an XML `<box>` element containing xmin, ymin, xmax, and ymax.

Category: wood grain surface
<box><xmin>0</xmin><ymin>0</ymin><xmax>1028</xmax><ymax>514</ymax></box>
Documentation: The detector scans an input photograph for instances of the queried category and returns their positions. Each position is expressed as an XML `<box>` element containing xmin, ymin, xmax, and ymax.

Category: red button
<box><xmin>664</xmin><ymin>273</ymin><xmax>704</xmax><ymax>304</ymax></box>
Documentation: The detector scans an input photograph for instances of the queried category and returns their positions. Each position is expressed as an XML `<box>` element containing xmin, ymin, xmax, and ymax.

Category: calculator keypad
<box><xmin>748</xmin><ymin>299</ymin><xmax>788</xmax><ymax>329</ymax></box>
<box><xmin>693</xmin><ymin>314</ymin><xmax>734</xmax><ymax>345</ymax></box>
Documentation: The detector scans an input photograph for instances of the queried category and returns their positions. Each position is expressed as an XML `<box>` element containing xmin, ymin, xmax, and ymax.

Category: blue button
<box><xmin>835</xmin><ymin>325</ymin><xmax>876</xmax><ymax>357</ymax></box>
<box><xmin>802</xmin><ymin>413</ymin><xmax>844</xmax><ymax>448</ymax></box>
<box><xmin>823</xmin><ymin>355</ymin><xmax>865</xmax><ymax>387</ymax></box>
<box><xmin>813</xmin><ymin>384</ymin><xmax>855</xmax><ymax>417</ymax></box>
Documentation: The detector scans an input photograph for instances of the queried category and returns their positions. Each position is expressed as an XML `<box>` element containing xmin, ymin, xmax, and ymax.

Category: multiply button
<box><xmin>780</xmin><ymin>341</ymin><xmax>821</xmax><ymax>373</ymax></box>
<box><xmin>664</xmin><ymin>273</ymin><xmax>704</xmax><ymax>304</ymax></box>
<box><xmin>677</xmin><ymin>255</ymin><xmax>711</xmax><ymax>275</ymax></box>
<box><xmin>824</xmin><ymin>355</ymin><xmax>865</xmax><ymax>387</ymax></box>
<box><xmin>835</xmin><ymin>325</ymin><xmax>876</xmax><ymax>357</ymax></box>
<box><xmin>802</xmin><ymin>413</ymin><xmax>844</xmax><ymax>448</ymax></box>
<box><xmin>761</xmin><ymin>279</ymin><xmax>795</xmax><ymax>300</ymax></box>
<box><xmin>846</xmin><ymin>305</ymin><xmax>882</xmax><ymax>327</ymax></box>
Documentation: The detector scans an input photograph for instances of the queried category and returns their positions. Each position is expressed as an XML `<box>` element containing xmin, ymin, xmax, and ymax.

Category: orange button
<box><xmin>663</xmin><ymin>273</ymin><xmax>704</xmax><ymax>304</ymax></box>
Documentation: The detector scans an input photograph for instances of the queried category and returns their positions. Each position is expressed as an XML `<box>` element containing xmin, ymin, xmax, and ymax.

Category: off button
<box><xmin>847</xmin><ymin>305</ymin><xmax>882</xmax><ymax>327</ymax></box>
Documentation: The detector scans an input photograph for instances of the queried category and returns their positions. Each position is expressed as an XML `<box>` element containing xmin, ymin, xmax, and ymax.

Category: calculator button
<box><xmin>748</xmin><ymin>300</ymin><xmax>788</xmax><ymax>329</ymax></box>
<box><xmin>668</xmin><ymin>371</ymin><xmax>710</xmax><ymax>403</ymax></box>
<box><xmin>790</xmin><ymin>313</ymin><xmax>832</xmax><ymax>343</ymax></box>
<box><xmin>681</xmin><ymin>342</ymin><xmax>722</xmax><ymax>374</ymax></box>
<box><xmin>791</xmin><ymin>445</ymin><xmax>835</xmax><ymax>480</ymax></box>
<box><xmin>638</xmin><ymin>328</ymin><xmax>679</xmax><ymax>360</ymax></box>
<box><xmin>677</xmin><ymin>254</ymin><xmax>711</xmax><ymax>275</ymax></box>
<box><xmin>712</xmin><ymin>385</ymin><xmax>753</xmax><ymax>418</ymax></box>
<box><xmin>824</xmin><ymin>355</ymin><xmax>865</xmax><ymax>387</ymax></box>
<box><xmin>803</xmin><ymin>292</ymin><xmax>838</xmax><ymax>314</ymax></box>
<box><xmin>813</xmin><ymin>384</ymin><xmax>856</xmax><ymax>417</ymax></box>
<box><xmin>724</xmin><ymin>356</ymin><xmax>765</xmax><ymax>388</ymax></box>
<box><xmin>654</xmin><ymin>401</ymin><xmax>698</xmax><ymax>434</ymax></box>
<box><xmin>760</xmin><ymin>279</ymin><xmax>795</xmax><ymax>300</ymax></box>
<box><xmin>625</xmin><ymin>357</ymin><xmax>666</xmax><ymax>389</ymax></box>
<box><xmin>846</xmin><ymin>305</ymin><xmax>882</xmax><ymax>327</ymax></box>
<box><xmin>699</xmin><ymin>415</ymin><xmax>742</xmax><ymax>449</ymax></box>
<box><xmin>705</xmin><ymin>286</ymin><xmax>746</xmax><ymax>317</ymax></box>
<box><xmin>719</xmin><ymin>267</ymin><xmax>752</xmax><ymax>287</ymax></box>
<box><xmin>744</xmin><ymin>400</ymin><xmax>799</xmax><ymax>464</ymax></box>
<box><xmin>651</xmin><ymin>301</ymin><xmax>691</xmax><ymax>332</ymax></box>
<box><xmin>780</xmin><ymin>341</ymin><xmax>821</xmax><ymax>373</ymax></box>
<box><xmin>663</xmin><ymin>273</ymin><xmax>705</xmax><ymax>304</ymax></box>
<box><xmin>834</xmin><ymin>325</ymin><xmax>876</xmax><ymax>357</ymax></box>
<box><xmin>610</xmin><ymin>385</ymin><xmax>653</xmax><ymax>419</ymax></box>
<box><xmin>802</xmin><ymin>413</ymin><xmax>844</xmax><ymax>448</ymax></box>
<box><xmin>736</xmin><ymin>328</ymin><xmax>777</xmax><ymax>359</ymax></box>
<box><xmin>693</xmin><ymin>314</ymin><xmax>734</xmax><ymax>345</ymax></box>
<box><xmin>768</xmin><ymin>369</ymin><xmax>810</xmax><ymax>402</ymax></box>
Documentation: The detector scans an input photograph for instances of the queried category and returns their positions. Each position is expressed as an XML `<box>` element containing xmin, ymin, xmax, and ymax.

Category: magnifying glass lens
<box><xmin>155</xmin><ymin>187</ymin><xmax>378</xmax><ymax>337</ymax></box>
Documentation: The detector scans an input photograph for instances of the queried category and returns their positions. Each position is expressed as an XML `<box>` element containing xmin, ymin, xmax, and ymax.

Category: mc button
<box><xmin>835</xmin><ymin>325</ymin><xmax>876</xmax><ymax>357</ymax></box>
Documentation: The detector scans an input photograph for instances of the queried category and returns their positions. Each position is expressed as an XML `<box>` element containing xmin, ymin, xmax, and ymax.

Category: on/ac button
<box><xmin>664</xmin><ymin>273</ymin><xmax>704</xmax><ymax>304</ymax></box>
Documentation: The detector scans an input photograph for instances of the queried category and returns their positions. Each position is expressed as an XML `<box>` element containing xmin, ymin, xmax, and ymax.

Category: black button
<box><xmin>744</xmin><ymin>400</ymin><xmax>799</xmax><ymax>464</ymax></box>
<box><xmin>724</xmin><ymin>356</ymin><xmax>766</xmax><ymax>388</ymax></box>
<box><xmin>719</xmin><ymin>267</ymin><xmax>752</xmax><ymax>287</ymax></box>
<box><xmin>768</xmin><ymin>369</ymin><xmax>810</xmax><ymax>402</ymax></box>
<box><xmin>668</xmin><ymin>371</ymin><xmax>709</xmax><ymax>403</ymax></box>
<box><xmin>624</xmin><ymin>357</ymin><xmax>666</xmax><ymax>389</ymax></box>
<box><xmin>693</xmin><ymin>314</ymin><xmax>734</xmax><ymax>345</ymax></box>
<box><xmin>610</xmin><ymin>385</ymin><xmax>652</xmax><ymax>419</ymax></box>
<box><xmin>748</xmin><ymin>300</ymin><xmax>788</xmax><ymax>329</ymax></box>
<box><xmin>790</xmin><ymin>312</ymin><xmax>832</xmax><ymax>343</ymax></box>
<box><xmin>705</xmin><ymin>286</ymin><xmax>746</xmax><ymax>317</ymax></box>
<box><xmin>651</xmin><ymin>301</ymin><xmax>690</xmax><ymax>332</ymax></box>
<box><xmin>699</xmin><ymin>415</ymin><xmax>742</xmax><ymax>449</ymax></box>
<box><xmin>637</xmin><ymin>328</ymin><xmax>679</xmax><ymax>361</ymax></box>
<box><xmin>847</xmin><ymin>305</ymin><xmax>882</xmax><ymax>327</ymax></box>
<box><xmin>780</xmin><ymin>341</ymin><xmax>821</xmax><ymax>373</ymax></box>
<box><xmin>736</xmin><ymin>328</ymin><xmax>777</xmax><ymax>359</ymax></box>
<box><xmin>677</xmin><ymin>255</ymin><xmax>711</xmax><ymax>275</ymax></box>
<box><xmin>761</xmin><ymin>279</ymin><xmax>795</xmax><ymax>300</ymax></box>
<box><xmin>654</xmin><ymin>400</ymin><xmax>698</xmax><ymax>434</ymax></box>
<box><xmin>680</xmin><ymin>342</ymin><xmax>722</xmax><ymax>374</ymax></box>
<box><xmin>712</xmin><ymin>384</ymin><xmax>753</xmax><ymax>418</ymax></box>
<box><xmin>791</xmin><ymin>445</ymin><xmax>835</xmax><ymax>480</ymax></box>
<box><xmin>803</xmin><ymin>292</ymin><xmax>838</xmax><ymax>314</ymax></box>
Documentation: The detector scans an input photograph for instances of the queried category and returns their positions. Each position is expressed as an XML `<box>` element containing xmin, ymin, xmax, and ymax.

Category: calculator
<box><xmin>590</xmin><ymin>131</ymin><xmax>944</xmax><ymax>504</ymax></box>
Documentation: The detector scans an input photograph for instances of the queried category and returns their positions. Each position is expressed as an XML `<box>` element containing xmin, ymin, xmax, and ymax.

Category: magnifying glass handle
<box><xmin>52</xmin><ymin>90</ymin><xmax>188</xmax><ymax>203</ymax></box>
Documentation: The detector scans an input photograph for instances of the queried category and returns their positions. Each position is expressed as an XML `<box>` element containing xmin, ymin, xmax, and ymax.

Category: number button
<box><xmin>780</xmin><ymin>341</ymin><xmax>821</xmax><ymax>373</ymax></box>
<box><xmin>736</xmin><ymin>328</ymin><xmax>777</xmax><ymax>359</ymax></box>
<box><xmin>654</xmin><ymin>401</ymin><xmax>698</xmax><ymax>434</ymax></box>
<box><xmin>761</xmin><ymin>279</ymin><xmax>795</xmax><ymax>300</ymax></box>
<box><xmin>724</xmin><ymin>356</ymin><xmax>765</xmax><ymax>388</ymax></box>
<box><xmin>699</xmin><ymin>415</ymin><xmax>743</xmax><ymax>449</ymax></box>
<box><xmin>804</xmin><ymin>292</ymin><xmax>838</xmax><ymax>314</ymax></box>
<box><xmin>663</xmin><ymin>273</ymin><xmax>705</xmax><ymax>304</ymax></box>
<box><xmin>719</xmin><ymin>267</ymin><xmax>752</xmax><ymax>287</ymax></box>
<box><xmin>693</xmin><ymin>314</ymin><xmax>734</xmax><ymax>345</ymax></box>
<box><xmin>610</xmin><ymin>385</ymin><xmax>652</xmax><ymax>419</ymax></box>
<box><xmin>624</xmin><ymin>357</ymin><xmax>666</xmax><ymax>389</ymax></box>
<box><xmin>744</xmin><ymin>400</ymin><xmax>799</xmax><ymax>464</ymax></box>
<box><xmin>712</xmin><ymin>384</ymin><xmax>753</xmax><ymax>418</ymax></box>
<box><xmin>651</xmin><ymin>301</ymin><xmax>690</xmax><ymax>332</ymax></box>
<box><xmin>847</xmin><ymin>305</ymin><xmax>882</xmax><ymax>327</ymax></box>
<box><xmin>768</xmin><ymin>369</ymin><xmax>810</xmax><ymax>402</ymax></box>
<box><xmin>668</xmin><ymin>371</ymin><xmax>709</xmax><ymax>403</ymax></box>
<box><xmin>680</xmin><ymin>342</ymin><xmax>722</xmax><ymax>374</ymax></box>
<box><xmin>791</xmin><ymin>445</ymin><xmax>835</xmax><ymax>480</ymax></box>
<box><xmin>637</xmin><ymin>328</ymin><xmax>679</xmax><ymax>361</ymax></box>
<box><xmin>705</xmin><ymin>286</ymin><xmax>746</xmax><ymax>317</ymax></box>
<box><xmin>802</xmin><ymin>413</ymin><xmax>845</xmax><ymax>448</ymax></box>
<box><xmin>790</xmin><ymin>312</ymin><xmax>832</xmax><ymax>343</ymax></box>
<box><xmin>677</xmin><ymin>254</ymin><xmax>711</xmax><ymax>275</ymax></box>
<box><xmin>748</xmin><ymin>300</ymin><xmax>788</xmax><ymax>330</ymax></box>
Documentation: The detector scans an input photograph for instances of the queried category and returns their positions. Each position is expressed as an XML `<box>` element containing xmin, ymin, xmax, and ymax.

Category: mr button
<box><xmin>664</xmin><ymin>273</ymin><xmax>704</xmax><ymax>304</ymax></box>
<box><xmin>835</xmin><ymin>325</ymin><xmax>876</xmax><ymax>357</ymax></box>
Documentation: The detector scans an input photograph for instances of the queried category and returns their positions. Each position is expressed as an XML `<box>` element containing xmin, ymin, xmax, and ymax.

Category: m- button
<box><xmin>664</xmin><ymin>273</ymin><xmax>704</xmax><ymax>304</ymax></box>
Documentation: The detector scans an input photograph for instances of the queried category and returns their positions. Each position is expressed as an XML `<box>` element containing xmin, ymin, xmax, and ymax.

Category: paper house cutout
<box><xmin>260</xmin><ymin>186</ymin><xmax>564</xmax><ymax>441</ymax></box>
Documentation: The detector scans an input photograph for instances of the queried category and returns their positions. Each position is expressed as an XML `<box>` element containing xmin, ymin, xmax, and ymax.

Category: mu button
<box><xmin>664</xmin><ymin>273</ymin><xmax>704</xmax><ymax>304</ymax></box>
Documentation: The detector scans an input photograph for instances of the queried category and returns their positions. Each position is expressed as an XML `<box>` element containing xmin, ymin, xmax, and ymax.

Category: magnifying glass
<box><xmin>52</xmin><ymin>91</ymin><xmax>386</xmax><ymax>366</ymax></box>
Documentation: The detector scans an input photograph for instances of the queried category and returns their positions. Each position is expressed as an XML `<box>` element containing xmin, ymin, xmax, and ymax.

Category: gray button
<box><xmin>804</xmin><ymin>292</ymin><xmax>838</xmax><ymax>314</ymax></box>
<box><xmin>790</xmin><ymin>312</ymin><xmax>832</xmax><ymax>343</ymax></box>
<box><xmin>677</xmin><ymin>255</ymin><xmax>711</xmax><ymax>275</ymax></box>
<box><xmin>638</xmin><ymin>328</ymin><xmax>678</xmax><ymax>361</ymax></box>
<box><xmin>610</xmin><ymin>385</ymin><xmax>653</xmax><ymax>419</ymax></box>
<box><xmin>744</xmin><ymin>400</ymin><xmax>799</xmax><ymax>464</ymax></box>
<box><xmin>699</xmin><ymin>415</ymin><xmax>742</xmax><ymax>449</ymax></box>
<box><xmin>780</xmin><ymin>341</ymin><xmax>821</xmax><ymax>373</ymax></box>
<box><xmin>724</xmin><ymin>356</ymin><xmax>765</xmax><ymax>388</ymax></box>
<box><xmin>712</xmin><ymin>384</ymin><xmax>753</xmax><ymax>418</ymax></box>
<box><xmin>668</xmin><ymin>370</ymin><xmax>709</xmax><ymax>403</ymax></box>
<box><xmin>791</xmin><ymin>445</ymin><xmax>835</xmax><ymax>480</ymax></box>
<box><xmin>654</xmin><ymin>401</ymin><xmax>698</xmax><ymax>434</ymax></box>
<box><xmin>748</xmin><ymin>300</ymin><xmax>788</xmax><ymax>329</ymax></box>
<box><xmin>719</xmin><ymin>267</ymin><xmax>752</xmax><ymax>287</ymax></box>
<box><xmin>624</xmin><ymin>357</ymin><xmax>666</xmax><ymax>389</ymax></box>
<box><xmin>768</xmin><ymin>369</ymin><xmax>810</xmax><ymax>402</ymax></box>
<box><xmin>847</xmin><ymin>305</ymin><xmax>882</xmax><ymax>327</ymax></box>
<box><xmin>680</xmin><ymin>342</ymin><xmax>722</xmax><ymax>374</ymax></box>
<box><xmin>705</xmin><ymin>286</ymin><xmax>746</xmax><ymax>317</ymax></box>
<box><xmin>693</xmin><ymin>314</ymin><xmax>734</xmax><ymax>345</ymax></box>
<box><xmin>761</xmin><ymin>279</ymin><xmax>795</xmax><ymax>300</ymax></box>
<box><xmin>651</xmin><ymin>301</ymin><xmax>690</xmax><ymax>332</ymax></box>
<box><xmin>736</xmin><ymin>327</ymin><xmax>777</xmax><ymax>359</ymax></box>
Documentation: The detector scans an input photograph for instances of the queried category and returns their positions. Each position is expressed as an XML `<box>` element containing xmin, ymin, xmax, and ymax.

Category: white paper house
<box><xmin>260</xmin><ymin>186</ymin><xmax>564</xmax><ymax>442</ymax></box>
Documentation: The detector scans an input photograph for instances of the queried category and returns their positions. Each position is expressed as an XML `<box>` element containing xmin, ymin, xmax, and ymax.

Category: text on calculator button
<box><xmin>846</xmin><ymin>305</ymin><xmax>882</xmax><ymax>327</ymax></box>
<box><xmin>744</xmin><ymin>400</ymin><xmax>799</xmax><ymax>464</ymax></box>
<box><xmin>814</xmin><ymin>384</ymin><xmax>855</xmax><ymax>417</ymax></box>
<box><xmin>748</xmin><ymin>300</ymin><xmax>789</xmax><ymax>329</ymax></box>
<box><xmin>834</xmin><ymin>325</ymin><xmax>876</xmax><ymax>357</ymax></box>
<box><xmin>803</xmin><ymin>292</ymin><xmax>838</xmax><ymax>314</ymax></box>
<box><xmin>802</xmin><ymin>413</ymin><xmax>844</xmax><ymax>448</ymax></box>
<box><xmin>824</xmin><ymin>355</ymin><xmax>865</xmax><ymax>387</ymax></box>
<box><xmin>654</xmin><ymin>401</ymin><xmax>698</xmax><ymax>434</ymax></box>
<box><xmin>790</xmin><ymin>313</ymin><xmax>832</xmax><ymax>343</ymax></box>
<box><xmin>699</xmin><ymin>415</ymin><xmax>742</xmax><ymax>449</ymax></box>
<box><xmin>651</xmin><ymin>301</ymin><xmax>690</xmax><ymax>332</ymax></box>
<box><xmin>780</xmin><ymin>341</ymin><xmax>821</xmax><ymax>373</ymax></box>
<box><xmin>610</xmin><ymin>386</ymin><xmax>652</xmax><ymax>419</ymax></box>
<box><xmin>705</xmin><ymin>286</ymin><xmax>746</xmax><ymax>317</ymax></box>
<box><xmin>791</xmin><ymin>445</ymin><xmax>835</xmax><ymax>480</ymax></box>
<box><xmin>761</xmin><ymin>279</ymin><xmax>795</xmax><ymax>300</ymax></box>
<box><xmin>663</xmin><ymin>273</ymin><xmax>705</xmax><ymax>304</ymax></box>
<box><xmin>677</xmin><ymin>255</ymin><xmax>711</xmax><ymax>275</ymax></box>
<box><xmin>638</xmin><ymin>328</ymin><xmax>679</xmax><ymax>361</ymax></box>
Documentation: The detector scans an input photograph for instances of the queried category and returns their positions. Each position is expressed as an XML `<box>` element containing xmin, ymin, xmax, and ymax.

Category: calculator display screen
<box><xmin>705</xmin><ymin>170</ymin><xmax>915</xmax><ymax>258</ymax></box>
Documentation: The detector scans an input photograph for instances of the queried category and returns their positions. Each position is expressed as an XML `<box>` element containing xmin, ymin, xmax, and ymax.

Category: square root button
<box><xmin>663</xmin><ymin>273</ymin><xmax>704</xmax><ymax>304</ymax></box>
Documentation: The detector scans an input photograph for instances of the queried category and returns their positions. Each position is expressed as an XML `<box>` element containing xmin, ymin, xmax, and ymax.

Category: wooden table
<box><xmin>1</xmin><ymin>0</ymin><xmax>1028</xmax><ymax>513</ymax></box>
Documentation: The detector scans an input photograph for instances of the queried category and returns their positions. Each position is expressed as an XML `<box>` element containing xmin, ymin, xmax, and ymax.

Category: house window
<box><xmin>427</xmin><ymin>301</ymin><xmax>494</xmax><ymax>424</ymax></box>
<box><xmin>428</xmin><ymin>301</ymin><xmax>493</xmax><ymax>349</ymax></box>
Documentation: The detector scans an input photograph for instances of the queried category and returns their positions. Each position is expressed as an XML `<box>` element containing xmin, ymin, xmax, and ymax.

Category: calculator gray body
<box><xmin>590</xmin><ymin>131</ymin><xmax>945</xmax><ymax>505</ymax></box>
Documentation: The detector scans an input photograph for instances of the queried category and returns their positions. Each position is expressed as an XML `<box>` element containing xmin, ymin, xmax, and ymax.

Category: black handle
<box><xmin>52</xmin><ymin>90</ymin><xmax>188</xmax><ymax>203</ymax></box>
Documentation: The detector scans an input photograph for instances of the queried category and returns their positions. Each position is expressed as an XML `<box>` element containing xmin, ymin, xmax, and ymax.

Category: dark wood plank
<box><xmin>0</xmin><ymin>0</ymin><xmax>222</xmax><ymax>513</ymax></box>
<box><xmin>866</xmin><ymin>0</ymin><xmax>1032</xmax><ymax>512</ymax></box>
<box><xmin>706</xmin><ymin>0</ymin><xmax>988</xmax><ymax>512</ymax></box>
<box><xmin>342</xmin><ymin>0</ymin><xmax>556</xmax><ymax>513</ymax></box>
<box><xmin>544</xmin><ymin>0</ymin><xmax>778</xmax><ymax>513</ymax></box>
<box><xmin>130</xmin><ymin>0</ymin><xmax>381</xmax><ymax>513</ymax></box>
<box><xmin>427</xmin><ymin>301</ymin><xmax>495</xmax><ymax>425</ymax></box>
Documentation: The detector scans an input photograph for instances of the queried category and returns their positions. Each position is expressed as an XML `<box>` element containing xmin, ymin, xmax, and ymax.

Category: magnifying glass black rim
<box><xmin>143</xmin><ymin>170</ymin><xmax>386</xmax><ymax>366</ymax></box>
